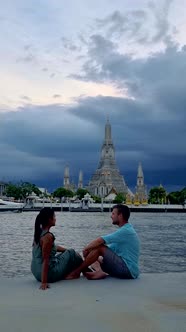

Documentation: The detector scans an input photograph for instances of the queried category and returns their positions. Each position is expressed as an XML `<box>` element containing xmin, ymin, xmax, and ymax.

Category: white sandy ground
<box><xmin>0</xmin><ymin>273</ymin><xmax>186</xmax><ymax>332</ymax></box>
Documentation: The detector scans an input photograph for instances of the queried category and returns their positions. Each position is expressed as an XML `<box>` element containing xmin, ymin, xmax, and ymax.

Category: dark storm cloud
<box><xmin>0</xmin><ymin>142</ymin><xmax>61</xmax><ymax>182</ymax></box>
<box><xmin>70</xmin><ymin>95</ymin><xmax>185</xmax><ymax>164</ymax></box>
<box><xmin>1</xmin><ymin>3</ymin><xmax>186</xmax><ymax>190</ymax></box>
<box><xmin>95</xmin><ymin>0</ymin><xmax>174</xmax><ymax>45</ymax></box>
<box><xmin>72</xmin><ymin>34</ymin><xmax>186</xmax><ymax>127</ymax></box>
<box><xmin>96</xmin><ymin>10</ymin><xmax>147</xmax><ymax>41</ymax></box>
<box><xmin>0</xmin><ymin>87</ymin><xmax>185</xmax><ymax>190</ymax></box>
<box><xmin>147</xmin><ymin>0</ymin><xmax>174</xmax><ymax>44</ymax></box>
<box><xmin>0</xmin><ymin>105</ymin><xmax>101</xmax><ymax>184</ymax></box>
<box><xmin>0</xmin><ymin>105</ymin><xmax>98</xmax><ymax>157</ymax></box>
<box><xmin>73</xmin><ymin>35</ymin><xmax>186</xmax><ymax>100</ymax></box>
<box><xmin>1</xmin><ymin>44</ymin><xmax>186</xmax><ymax>189</ymax></box>
<box><xmin>69</xmin><ymin>37</ymin><xmax>186</xmax><ymax>189</ymax></box>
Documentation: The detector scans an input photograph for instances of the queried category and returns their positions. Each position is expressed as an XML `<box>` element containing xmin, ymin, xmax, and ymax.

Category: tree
<box><xmin>167</xmin><ymin>191</ymin><xmax>180</xmax><ymax>204</ymax></box>
<box><xmin>53</xmin><ymin>187</ymin><xmax>74</xmax><ymax>199</ymax></box>
<box><xmin>32</xmin><ymin>185</ymin><xmax>42</xmax><ymax>197</ymax></box>
<box><xmin>113</xmin><ymin>193</ymin><xmax>126</xmax><ymax>204</ymax></box>
<box><xmin>76</xmin><ymin>188</ymin><xmax>89</xmax><ymax>200</ymax></box>
<box><xmin>5</xmin><ymin>182</ymin><xmax>42</xmax><ymax>200</ymax></box>
<box><xmin>148</xmin><ymin>186</ymin><xmax>167</xmax><ymax>204</ymax></box>
<box><xmin>92</xmin><ymin>195</ymin><xmax>101</xmax><ymax>203</ymax></box>
<box><xmin>180</xmin><ymin>188</ymin><xmax>186</xmax><ymax>205</ymax></box>
<box><xmin>5</xmin><ymin>184</ymin><xmax>23</xmax><ymax>200</ymax></box>
<box><xmin>167</xmin><ymin>187</ymin><xmax>186</xmax><ymax>205</ymax></box>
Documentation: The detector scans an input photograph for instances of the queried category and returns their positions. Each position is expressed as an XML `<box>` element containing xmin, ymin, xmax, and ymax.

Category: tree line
<box><xmin>2</xmin><ymin>182</ymin><xmax>186</xmax><ymax>205</ymax></box>
<box><xmin>3</xmin><ymin>183</ymin><xmax>126</xmax><ymax>204</ymax></box>
<box><xmin>148</xmin><ymin>186</ymin><xmax>186</xmax><ymax>205</ymax></box>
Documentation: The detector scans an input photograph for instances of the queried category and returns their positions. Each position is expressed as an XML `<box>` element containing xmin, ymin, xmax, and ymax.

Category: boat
<box><xmin>0</xmin><ymin>199</ymin><xmax>24</xmax><ymax>212</ymax></box>
<box><xmin>70</xmin><ymin>207</ymin><xmax>102</xmax><ymax>212</ymax></box>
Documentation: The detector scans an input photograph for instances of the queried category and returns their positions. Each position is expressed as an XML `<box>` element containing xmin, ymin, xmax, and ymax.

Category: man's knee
<box><xmin>98</xmin><ymin>245</ymin><xmax>107</xmax><ymax>255</ymax></box>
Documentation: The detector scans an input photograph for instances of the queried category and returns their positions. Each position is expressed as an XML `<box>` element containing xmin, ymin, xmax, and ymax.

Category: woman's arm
<box><xmin>40</xmin><ymin>234</ymin><xmax>53</xmax><ymax>290</ymax></box>
<box><xmin>56</xmin><ymin>245</ymin><xmax>66</xmax><ymax>252</ymax></box>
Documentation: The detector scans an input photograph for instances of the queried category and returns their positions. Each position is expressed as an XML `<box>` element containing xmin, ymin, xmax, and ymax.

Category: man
<box><xmin>66</xmin><ymin>204</ymin><xmax>140</xmax><ymax>280</ymax></box>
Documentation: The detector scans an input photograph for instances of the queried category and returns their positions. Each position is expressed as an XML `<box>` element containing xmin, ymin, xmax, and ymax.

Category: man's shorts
<box><xmin>100</xmin><ymin>247</ymin><xmax>133</xmax><ymax>279</ymax></box>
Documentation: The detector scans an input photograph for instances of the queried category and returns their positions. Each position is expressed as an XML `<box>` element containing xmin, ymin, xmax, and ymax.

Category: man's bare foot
<box><xmin>65</xmin><ymin>272</ymin><xmax>80</xmax><ymax>280</ymax></box>
<box><xmin>91</xmin><ymin>261</ymin><xmax>101</xmax><ymax>272</ymax></box>
<box><xmin>85</xmin><ymin>271</ymin><xmax>108</xmax><ymax>280</ymax></box>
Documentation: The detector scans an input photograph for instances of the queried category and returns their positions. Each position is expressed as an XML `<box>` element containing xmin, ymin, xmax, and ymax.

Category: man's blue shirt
<box><xmin>101</xmin><ymin>223</ymin><xmax>140</xmax><ymax>278</ymax></box>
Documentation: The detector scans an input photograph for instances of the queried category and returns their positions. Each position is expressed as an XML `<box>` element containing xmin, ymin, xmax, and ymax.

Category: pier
<box><xmin>22</xmin><ymin>202</ymin><xmax>186</xmax><ymax>213</ymax></box>
<box><xmin>0</xmin><ymin>273</ymin><xmax>185</xmax><ymax>332</ymax></box>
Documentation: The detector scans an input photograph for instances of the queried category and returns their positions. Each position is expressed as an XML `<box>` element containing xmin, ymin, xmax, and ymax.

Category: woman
<box><xmin>31</xmin><ymin>207</ymin><xmax>83</xmax><ymax>290</ymax></box>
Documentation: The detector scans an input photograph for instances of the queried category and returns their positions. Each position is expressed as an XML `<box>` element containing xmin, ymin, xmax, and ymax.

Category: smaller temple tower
<box><xmin>63</xmin><ymin>165</ymin><xmax>70</xmax><ymax>189</ymax></box>
<box><xmin>78</xmin><ymin>170</ymin><xmax>83</xmax><ymax>189</ymax></box>
<box><xmin>63</xmin><ymin>165</ymin><xmax>76</xmax><ymax>192</ymax></box>
<box><xmin>134</xmin><ymin>162</ymin><xmax>147</xmax><ymax>204</ymax></box>
<box><xmin>0</xmin><ymin>182</ymin><xmax>7</xmax><ymax>197</ymax></box>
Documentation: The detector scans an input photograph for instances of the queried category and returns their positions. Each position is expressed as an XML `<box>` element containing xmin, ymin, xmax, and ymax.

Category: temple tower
<box><xmin>78</xmin><ymin>170</ymin><xmax>83</xmax><ymax>189</ymax></box>
<box><xmin>63</xmin><ymin>165</ymin><xmax>76</xmax><ymax>192</ymax></box>
<box><xmin>88</xmin><ymin>119</ymin><xmax>128</xmax><ymax>197</ymax></box>
<box><xmin>135</xmin><ymin>162</ymin><xmax>147</xmax><ymax>204</ymax></box>
<box><xmin>63</xmin><ymin>165</ymin><xmax>70</xmax><ymax>189</ymax></box>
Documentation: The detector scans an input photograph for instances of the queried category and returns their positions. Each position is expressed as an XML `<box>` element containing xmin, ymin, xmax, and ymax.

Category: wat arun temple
<box><xmin>63</xmin><ymin>119</ymin><xmax>147</xmax><ymax>203</ymax></box>
<box><xmin>87</xmin><ymin>119</ymin><xmax>128</xmax><ymax>197</ymax></box>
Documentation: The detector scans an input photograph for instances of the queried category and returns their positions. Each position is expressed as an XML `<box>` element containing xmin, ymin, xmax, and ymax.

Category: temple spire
<box><xmin>78</xmin><ymin>170</ymin><xmax>83</xmax><ymax>189</ymax></box>
<box><xmin>105</xmin><ymin>117</ymin><xmax>112</xmax><ymax>143</ymax></box>
<box><xmin>137</xmin><ymin>162</ymin><xmax>144</xmax><ymax>185</ymax></box>
<box><xmin>135</xmin><ymin>162</ymin><xmax>147</xmax><ymax>204</ymax></box>
<box><xmin>64</xmin><ymin>165</ymin><xmax>70</xmax><ymax>187</ymax></box>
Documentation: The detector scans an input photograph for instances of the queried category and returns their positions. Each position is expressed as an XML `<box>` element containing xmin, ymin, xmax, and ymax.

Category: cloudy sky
<box><xmin>0</xmin><ymin>0</ymin><xmax>186</xmax><ymax>193</ymax></box>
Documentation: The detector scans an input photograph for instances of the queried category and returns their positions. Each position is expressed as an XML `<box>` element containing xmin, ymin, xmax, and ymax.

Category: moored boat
<box><xmin>0</xmin><ymin>199</ymin><xmax>24</xmax><ymax>212</ymax></box>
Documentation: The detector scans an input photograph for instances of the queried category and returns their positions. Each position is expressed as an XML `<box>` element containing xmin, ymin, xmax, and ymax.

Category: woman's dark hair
<box><xmin>34</xmin><ymin>207</ymin><xmax>55</xmax><ymax>244</ymax></box>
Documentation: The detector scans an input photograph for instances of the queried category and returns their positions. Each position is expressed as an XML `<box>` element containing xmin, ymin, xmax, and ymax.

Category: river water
<box><xmin>0</xmin><ymin>211</ymin><xmax>185</xmax><ymax>278</ymax></box>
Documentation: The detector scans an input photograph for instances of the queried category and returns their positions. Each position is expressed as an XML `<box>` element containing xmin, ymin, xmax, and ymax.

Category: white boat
<box><xmin>0</xmin><ymin>199</ymin><xmax>24</xmax><ymax>212</ymax></box>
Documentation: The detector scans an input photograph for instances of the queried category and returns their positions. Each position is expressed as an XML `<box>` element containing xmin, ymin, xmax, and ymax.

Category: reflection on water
<box><xmin>0</xmin><ymin>211</ymin><xmax>185</xmax><ymax>277</ymax></box>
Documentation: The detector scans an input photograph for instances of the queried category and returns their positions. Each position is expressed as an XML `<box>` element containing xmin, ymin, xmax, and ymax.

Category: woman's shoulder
<box><xmin>40</xmin><ymin>231</ymin><xmax>55</xmax><ymax>243</ymax></box>
<box><xmin>41</xmin><ymin>230</ymin><xmax>55</xmax><ymax>238</ymax></box>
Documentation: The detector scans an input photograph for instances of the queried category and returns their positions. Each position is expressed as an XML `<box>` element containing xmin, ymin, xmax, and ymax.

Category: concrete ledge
<box><xmin>0</xmin><ymin>273</ymin><xmax>186</xmax><ymax>332</ymax></box>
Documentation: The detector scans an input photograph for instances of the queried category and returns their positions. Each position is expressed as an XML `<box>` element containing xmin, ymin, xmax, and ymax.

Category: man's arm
<box><xmin>102</xmin><ymin>227</ymin><xmax>127</xmax><ymax>245</ymax></box>
<box><xmin>83</xmin><ymin>237</ymin><xmax>105</xmax><ymax>257</ymax></box>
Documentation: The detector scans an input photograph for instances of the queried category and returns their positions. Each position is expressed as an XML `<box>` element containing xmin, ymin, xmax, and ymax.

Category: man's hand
<box><xmin>40</xmin><ymin>283</ymin><xmax>50</xmax><ymax>290</ymax></box>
